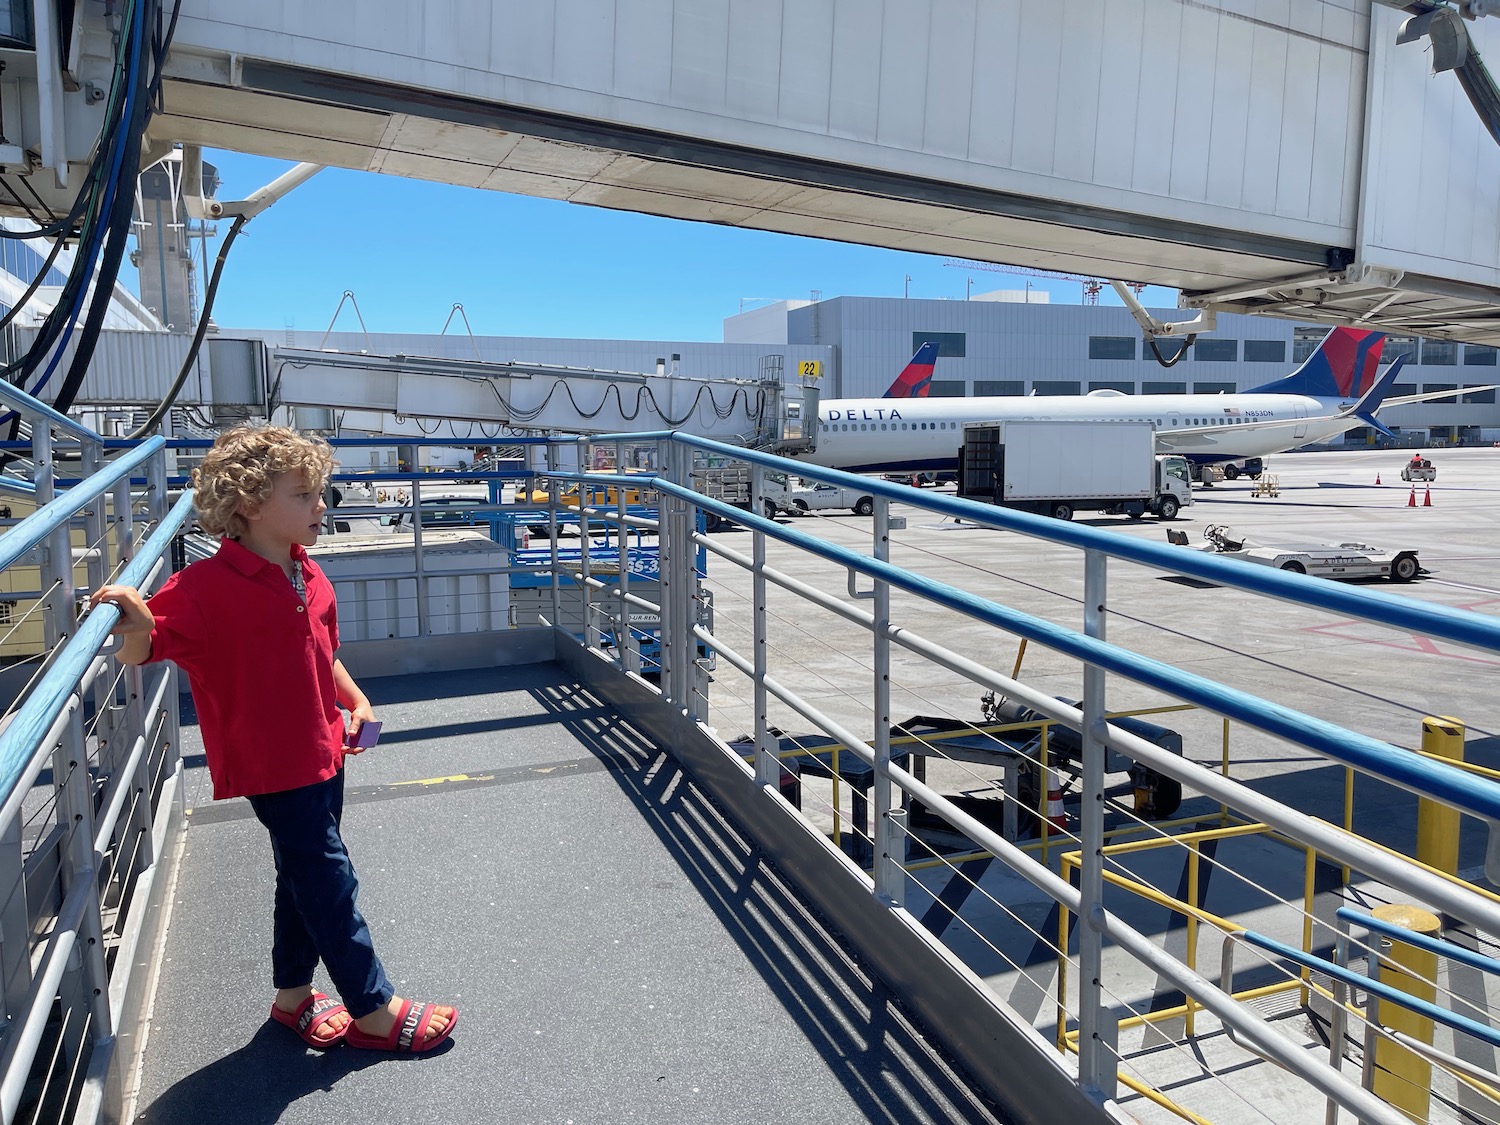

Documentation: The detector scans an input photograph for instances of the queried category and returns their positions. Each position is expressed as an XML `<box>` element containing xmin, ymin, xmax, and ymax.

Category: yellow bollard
<box><xmin>1370</xmin><ymin>903</ymin><xmax>1440</xmax><ymax>1123</ymax></box>
<box><xmin>1416</xmin><ymin>716</ymin><xmax>1465</xmax><ymax>876</ymax></box>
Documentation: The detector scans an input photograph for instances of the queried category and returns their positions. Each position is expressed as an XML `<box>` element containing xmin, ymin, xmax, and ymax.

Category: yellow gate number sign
<box><xmin>797</xmin><ymin>360</ymin><xmax>823</xmax><ymax>379</ymax></box>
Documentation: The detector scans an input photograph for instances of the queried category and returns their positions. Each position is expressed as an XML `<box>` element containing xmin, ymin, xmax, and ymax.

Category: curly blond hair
<box><xmin>192</xmin><ymin>425</ymin><xmax>335</xmax><ymax>538</ymax></box>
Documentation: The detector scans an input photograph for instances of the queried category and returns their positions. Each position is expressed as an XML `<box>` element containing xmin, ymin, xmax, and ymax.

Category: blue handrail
<box><xmin>549</xmin><ymin>434</ymin><xmax>1500</xmax><ymax>824</ymax></box>
<box><xmin>0</xmin><ymin>438</ymin><xmax>164</xmax><ymax>573</ymax></box>
<box><xmin>1338</xmin><ymin>907</ymin><xmax>1500</xmax><ymax>978</ymax></box>
<box><xmin>0</xmin><ymin>488</ymin><xmax>196</xmax><ymax>799</ymax></box>
<box><xmin>1241</xmin><ymin>929</ymin><xmax>1500</xmax><ymax>1050</ymax></box>
<box><xmin>0</xmin><ymin>377</ymin><xmax>104</xmax><ymax>445</ymax></box>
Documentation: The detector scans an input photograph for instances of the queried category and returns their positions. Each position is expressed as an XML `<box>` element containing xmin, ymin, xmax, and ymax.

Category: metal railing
<box><xmin>9</xmin><ymin>421</ymin><xmax>1500</xmax><ymax>1123</ymax></box>
<box><xmin>537</xmin><ymin>432</ymin><xmax>1500</xmax><ymax>1125</ymax></box>
<box><xmin>0</xmin><ymin>382</ymin><xmax>189</xmax><ymax>1125</ymax></box>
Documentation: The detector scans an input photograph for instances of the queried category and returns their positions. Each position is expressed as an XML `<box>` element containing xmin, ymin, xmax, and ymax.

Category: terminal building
<box><xmin>273</xmin><ymin>289</ymin><xmax>1500</xmax><ymax>448</ymax></box>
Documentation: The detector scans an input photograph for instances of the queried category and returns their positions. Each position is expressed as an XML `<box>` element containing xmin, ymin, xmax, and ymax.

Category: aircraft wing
<box><xmin>1155</xmin><ymin>415</ymin><xmax>1325</xmax><ymax>447</ymax></box>
<box><xmin>1380</xmin><ymin>383</ymin><xmax>1500</xmax><ymax>408</ymax></box>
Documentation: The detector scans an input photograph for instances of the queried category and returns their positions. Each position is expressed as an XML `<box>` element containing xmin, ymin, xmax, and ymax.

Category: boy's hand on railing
<box><xmin>88</xmin><ymin>584</ymin><xmax>155</xmax><ymax>634</ymax></box>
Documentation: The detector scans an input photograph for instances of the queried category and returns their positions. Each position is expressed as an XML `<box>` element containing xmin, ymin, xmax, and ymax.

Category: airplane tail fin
<box><xmin>1346</xmin><ymin>353</ymin><xmax>1409</xmax><ymax>438</ymax></box>
<box><xmin>1246</xmin><ymin>326</ymin><xmax>1388</xmax><ymax>397</ymax></box>
<box><xmin>883</xmin><ymin>341</ymin><xmax>939</xmax><ymax>398</ymax></box>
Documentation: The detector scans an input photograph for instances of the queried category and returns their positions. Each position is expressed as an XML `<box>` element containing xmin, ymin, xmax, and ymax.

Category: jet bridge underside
<box><xmin>145</xmin><ymin>2</ymin><xmax>1500</xmax><ymax>346</ymax></box>
<box><xmin>6</xmin><ymin>1</ymin><xmax>1500</xmax><ymax>343</ymax></box>
<box><xmin>270</xmin><ymin>347</ymin><xmax>782</xmax><ymax>445</ymax></box>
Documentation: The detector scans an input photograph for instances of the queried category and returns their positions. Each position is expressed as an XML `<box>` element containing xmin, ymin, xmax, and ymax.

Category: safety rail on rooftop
<box><xmin>0</xmin><ymin>380</ymin><xmax>188</xmax><ymax>1125</ymax></box>
<box><xmin>531</xmin><ymin>431</ymin><xmax>1500</xmax><ymax>1125</ymax></box>
<box><xmin>8</xmin><ymin>424</ymin><xmax>1500</xmax><ymax>1124</ymax></box>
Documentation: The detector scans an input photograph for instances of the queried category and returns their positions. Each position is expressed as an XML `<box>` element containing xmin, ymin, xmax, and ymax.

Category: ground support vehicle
<box><xmin>1219</xmin><ymin>457</ymin><xmax>1264</xmax><ymax>481</ymax></box>
<box><xmin>690</xmin><ymin>456</ymin><xmax>799</xmax><ymax>527</ymax></box>
<box><xmin>960</xmin><ymin>420</ymin><xmax>1192</xmax><ymax>520</ymax></box>
<box><xmin>748</xmin><ymin>701</ymin><xmax>1185</xmax><ymax>854</ymax></box>
<box><xmin>787</xmin><ymin>479</ymin><xmax>876</xmax><ymax>516</ymax></box>
<box><xmin>1400</xmin><ymin>456</ymin><xmax>1436</xmax><ymax>482</ymax></box>
<box><xmin>1167</xmin><ymin>524</ymin><xmax>1422</xmax><ymax>582</ymax></box>
<box><xmin>497</xmin><ymin>507</ymin><xmax>714</xmax><ymax>673</ymax></box>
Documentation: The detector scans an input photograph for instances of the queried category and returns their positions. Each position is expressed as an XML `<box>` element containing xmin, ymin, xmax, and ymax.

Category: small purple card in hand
<box><xmin>348</xmin><ymin>721</ymin><xmax>382</xmax><ymax>749</ymax></box>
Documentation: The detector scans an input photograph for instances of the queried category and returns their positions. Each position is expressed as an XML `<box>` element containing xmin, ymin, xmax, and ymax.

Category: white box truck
<box><xmin>960</xmin><ymin>420</ymin><xmax>1192</xmax><ymax>521</ymax></box>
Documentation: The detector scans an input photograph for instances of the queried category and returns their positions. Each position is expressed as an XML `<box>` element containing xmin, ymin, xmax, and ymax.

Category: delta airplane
<box><xmin>790</xmin><ymin>327</ymin><xmax>1474</xmax><ymax>475</ymax></box>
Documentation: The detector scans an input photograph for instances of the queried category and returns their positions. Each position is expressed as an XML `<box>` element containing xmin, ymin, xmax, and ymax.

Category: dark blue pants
<box><xmin>247</xmin><ymin>770</ymin><xmax>394</xmax><ymax>1019</ymax></box>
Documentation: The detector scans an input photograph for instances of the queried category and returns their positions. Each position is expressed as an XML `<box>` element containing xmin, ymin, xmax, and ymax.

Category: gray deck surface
<box><xmin>131</xmin><ymin>664</ymin><xmax>1006</xmax><ymax>1125</ymax></box>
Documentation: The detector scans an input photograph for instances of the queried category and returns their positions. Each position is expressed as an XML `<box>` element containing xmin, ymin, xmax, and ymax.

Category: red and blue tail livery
<box><xmin>882</xmin><ymin>341</ymin><xmax>940</xmax><ymax>398</ymax></box>
<box><xmin>1246</xmin><ymin>326</ymin><xmax>1392</xmax><ymax>398</ymax></box>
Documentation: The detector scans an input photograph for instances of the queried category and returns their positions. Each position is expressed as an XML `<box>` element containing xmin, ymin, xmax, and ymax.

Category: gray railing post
<box><xmin>750</xmin><ymin>464</ymin><xmax>776</xmax><ymax>788</ymax></box>
<box><xmin>55</xmin><ymin>706</ymin><xmax>113</xmax><ymax>1063</ymax></box>
<box><xmin>0</xmin><ymin>813</ymin><xmax>29</xmax><ymax>1030</ymax></box>
<box><xmin>1077</xmin><ymin>547</ymin><xmax>1116</xmax><ymax>1099</ymax></box>
<box><xmin>615</xmin><ymin>457</ymin><xmax>636</xmax><ymax>673</ymax></box>
<box><xmin>545</xmin><ymin>445</ymin><xmax>562</xmax><ymax>635</ymax></box>
<box><xmin>872</xmin><ymin>497</ymin><xmax>901</xmax><ymax>902</ymax></box>
<box><xmin>578</xmin><ymin>460</ymin><xmax>593</xmax><ymax>650</ymax></box>
<box><xmin>411</xmin><ymin>476</ymin><xmax>429</xmax><ymax>636</ymax></box>
<box><xmin>662</xmin><ymin>441</ymin><xmax>694</xmax><ymax>711</ymax></box>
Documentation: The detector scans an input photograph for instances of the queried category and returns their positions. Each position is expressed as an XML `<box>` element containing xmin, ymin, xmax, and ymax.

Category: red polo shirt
<box><xmin>145</xmin><ymin>537</ymin><xmax>346</xmax><ymax>800</ymax></box>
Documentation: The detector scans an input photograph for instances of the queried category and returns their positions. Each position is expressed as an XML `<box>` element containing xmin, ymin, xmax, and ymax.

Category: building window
<box><xmin>1422</xmin><ymin>383</ymin><xmax>1459</xmax><ymax>403</ymax></box>
<box><xmin>914</xmin><ymin>332</ymin><xmax>966</xmax><ymax>358</ymax></box>
<box><xmin>974</xmin><ymin>380</ymin><xmax>1023</xmax><ymax>396</ymax></box>
<box><xmin>1088</xmin><ymin>336</ymin><xmax>1135</xmax><ymax>360</ymax></box>
<box><xmin>1033</xmin><ymin>380</ymin><xmax>1082</xmax><ymax>395</ymax></box>
<box><xmin>1464</xmin><ymin>345</ymin><xmax>1498</xmax><ymax>366</ymax></box>
<box><xmin>1192</xmin><ymin>382</ymin><xmax>1235</xmax><ymax>394</ymax></box>
<box><xmin>1292</xmin><ymin>327</ymin><xmax>1325</xmax><ymax>363</ymax></box>
<box><xmin>1390</xmin><ymin>384</ymin><xmax>1417</xmax><ymax>399</ymax></box>
<box><xmin>1149</xmin><ymin>339</ymin><xmax>1188</xmax><ymax>362</ymax></box>
<box><xmin>1244</xmin><ymin>340</ymin><xmax>1286</xmax><ymax>363</ymax></box>
<box><xmin>1421</xmin><ymin>339</ymin><xmax>1457</xmax><ymax>365</ymax></box>
<box><xmin>929</xmin><ymin>379</ymin><xmax>966</xmax><ymax>397</ymax></box>
<box><xmin>1142</xmin><ymin>381</ymin><xmax>1187</xmax><ymax>394</ymax></box>
<box><xmin>1088</xmin><ymin>380</ymin><xmax>1134</xmax><ymax>393</ymax></box>
<box><xmin>1194</xmin><ymin>339</ymin><xmax>1238</xmax><ymax>362</ymax></box>
<box><xmin>1385</xmin><ymin>335</ymin><xmax>1419</xmax><ymax>363</ymax></box>
<box><xmin>1463</xmin><ymin>385</ymin><xmax>1497</xmax><ymax>403</ymax></box>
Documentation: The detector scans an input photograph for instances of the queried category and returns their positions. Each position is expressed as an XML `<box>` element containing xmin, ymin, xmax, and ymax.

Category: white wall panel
<box><xmin>612</xmin><ymin>0</ymin><xmax>671</xmax><ymax>103</ymax></box>
<box><xmin>1205</xmin><ymin>13</ymin><xmax>1253</xmax><ymax>208</ymax></box>
<box><xmin>1361</xmin><ymin>7</ymin><xmax>1500</xmax><ymax>286</ymax></box>
<box><xmin>781</xmin><ymin>3</ymin><xmax>835</xmax><ymax>133</ymax></box>
<box><xmin>1094</xmin><ymin>1</ymin><xmax>1145</xmax><ymax>192</ymax></box>
<box><xmin>554</xmin><ymin>0</ymin><xmax>616</xmax><ymax>92</ymax></box>
<box><xmin>1010</xmin><ymin>3</ymin><xmax>1064</xmax><ymax>176</ymax></box>
<box><xmin>670</xmin><ymin>2</ymin><xmax>729</xmax><ymax>111</ymax></box>
<box><xmin>921</xmin><ymin>0</ymin><xmax>975</xmax><ymax>161</ymax></box>
<box><xmin>1167</xmin><ymin>2</ymin><xmax>1217</xmax><ymax>204</ymax></box>
<box><xmin>1053</xmin><ymin>2</ymin><xmax>1103</xmax><ymax>187</ymax></box>
<box><xmin>1130</xmin><ymin>2</ymin><xmax>1180</xmax><ymax>199</ymax></box>
<box><xmin>168</xmin><ymin>0</ymin><xmax>1500</xmax><ymax>288</ymax></box>
<box><xmin>826</xmin><ymin>3</ymin><xmax>879</xmax><ymax>141</ymax></box>
<box><xmin>965</xmin><ymin>3</ymin><xmax>1020</xmax><ymax>169</ymax></box>
<box><xmin>725</xmin><ymin>1</ymin><xmax>783</xmax><ymax>120</ymax></box>
<box><xmin>874</xmin><ymin>3</ymin><xmax>930</xmax><ymax>152</ymax></box>
<box><xmin>1239</xmin><ymin>20</ymin><xmax>1287</xmax><ymax>214</ymax></box>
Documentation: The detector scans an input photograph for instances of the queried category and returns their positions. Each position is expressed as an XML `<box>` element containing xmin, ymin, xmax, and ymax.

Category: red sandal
<box><xmin>344</xmin><ymin>998</ymin><xmax>458</xmax><ymax>1053</ymax></box>
<box><xmin>269</xmin><ymin>992</ymin><xmax>348</xmax><ymax>1049</ymax></box>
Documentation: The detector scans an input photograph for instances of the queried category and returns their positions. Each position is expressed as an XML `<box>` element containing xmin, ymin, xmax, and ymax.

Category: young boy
<box><xmin>89</xmin><ymin>425</ymin><xmax>457</xmax><ymax>1053</ymax></box>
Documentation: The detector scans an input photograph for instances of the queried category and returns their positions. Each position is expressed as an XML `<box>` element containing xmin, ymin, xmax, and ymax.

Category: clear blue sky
<box><xmin>126</xmin><ymin>149</ymin><xmax>1180</xmax><ymax>342</ymax></box>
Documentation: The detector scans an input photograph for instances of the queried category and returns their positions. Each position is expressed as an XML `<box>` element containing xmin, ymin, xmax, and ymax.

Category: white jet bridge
<box><xmin>268</xmin><ymin>344</ymin><xmax>819</xmax><ymax>453</ymax></box>
<box><xmin>2</xmin><ymin>1</ymin><xmax>1499</xmax><ymax>343</ymax></box>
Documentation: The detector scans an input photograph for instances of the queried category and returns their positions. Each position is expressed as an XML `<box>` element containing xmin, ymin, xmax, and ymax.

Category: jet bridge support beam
<box><xmin>268</xmin><ymin>346</ymin><xmax>798</xmax><ymax>447</ymax></box>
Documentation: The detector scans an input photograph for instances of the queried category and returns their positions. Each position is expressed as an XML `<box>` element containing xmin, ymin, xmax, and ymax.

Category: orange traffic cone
<box><xmin>1408</xmin><ymin>487</ymin><xmax>1417</xmax><ymax>507</ymax></box>
<box><xmin>1424</xmin><ymin>486</ymin><xmax>1432</xmax><ymax>507</ymax></box>
<box><xmin>1044</xmin><ymin>784</ymin><xmax>1067</xmax><ymax>834</ymax></box>
<box><xmin>1375</xmin><ymin>473</ymin><xmax>1382</xmax><ymax>485</ymax></box>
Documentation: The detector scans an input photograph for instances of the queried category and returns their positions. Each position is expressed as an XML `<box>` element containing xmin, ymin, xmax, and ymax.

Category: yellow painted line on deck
<box><xmin>390</xmin><ymin>772</ymin><xmax>496</xmax><ymax>788</ymax></box>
